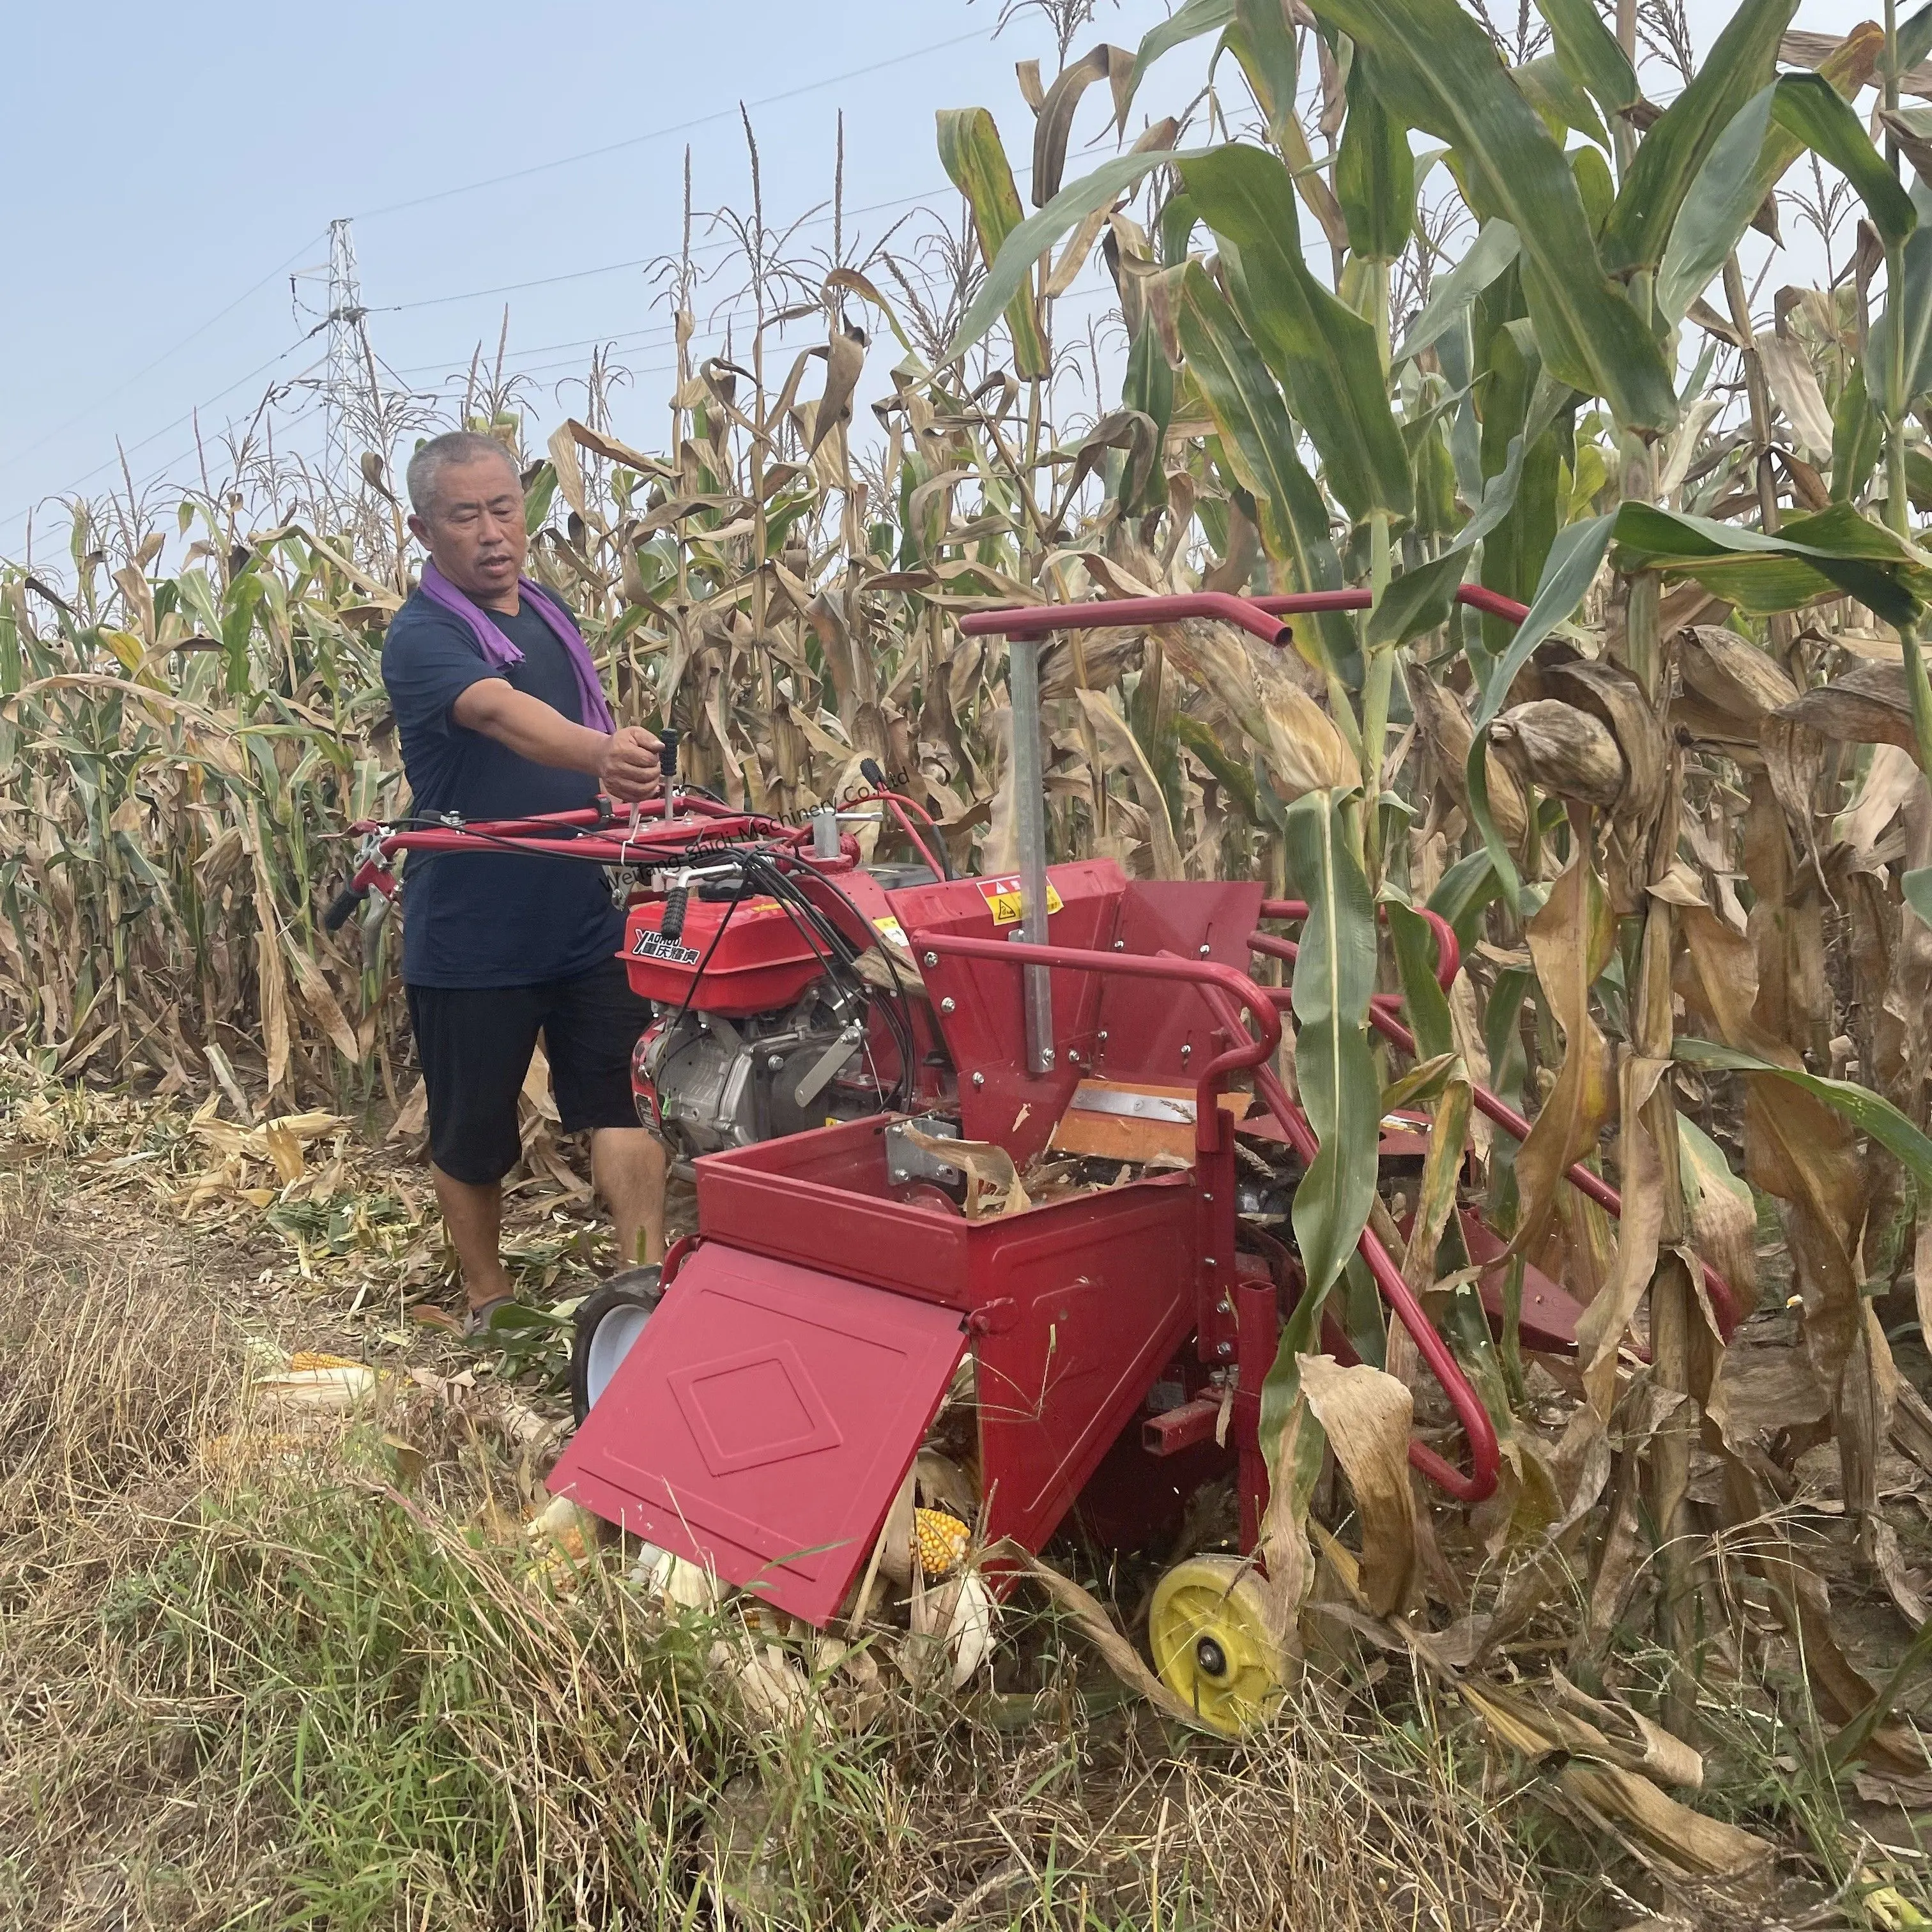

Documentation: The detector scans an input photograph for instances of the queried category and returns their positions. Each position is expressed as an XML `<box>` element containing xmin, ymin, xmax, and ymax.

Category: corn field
<box><xmin>11</xmin><ymin>0</ymin><xmax>1932</xmax><ymax>1910</ymax></box>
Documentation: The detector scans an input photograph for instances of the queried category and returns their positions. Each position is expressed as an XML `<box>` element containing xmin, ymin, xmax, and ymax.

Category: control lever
<box><xmin>659</xmin><ymin>726</ymin><xmax>680</xmax><ymax>822</ymax></box>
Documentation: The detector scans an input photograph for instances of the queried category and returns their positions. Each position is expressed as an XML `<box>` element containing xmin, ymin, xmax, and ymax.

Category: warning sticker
<box><xmin>873</xmin><ymin>915</ymin><xmax>908</xmax><ymax>947</ymax></box>
<box><xmin>976</xmin><ymin>875</ymin><xmax>1064</xmax><ymax>926</ymax></box>
<box><xmin>631</xmin><ymin>931</ymin><xmax>702</xmax><ymax>966</ymax></box>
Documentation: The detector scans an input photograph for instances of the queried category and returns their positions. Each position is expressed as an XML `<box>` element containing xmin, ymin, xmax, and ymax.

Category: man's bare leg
<box><xmin>432</xmin><ymin>1163</ymin><xmax>515</xmax><ymax>1312</ymax></box>
<box><xmin>590</xmin><ymin>1127</ymin><xmax>667</xmax><ymax>1268</ymax></box>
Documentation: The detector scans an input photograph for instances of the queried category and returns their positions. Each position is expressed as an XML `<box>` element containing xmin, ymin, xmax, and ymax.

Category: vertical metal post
<box><xmin>1008</xmin><ymin>634</ymin><xmax>1054</xmax><ymax>1073</ymax></box>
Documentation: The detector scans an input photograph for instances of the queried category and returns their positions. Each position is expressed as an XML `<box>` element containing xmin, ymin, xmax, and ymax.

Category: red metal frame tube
<box><xmin>956</xmin><ymin>584</ymin><xmax>1532</xmax><ymax>648</ymax></box>
<box><xmin>1260</xmin><ymin>897</ymin><xmax>1460</xmax><ymax>991</ymax></box>
<box><xmin>907</xmin><ymin>931</ymin><xmax>1281</xmax><ymax>1153</ymax></box>
<box><xmin>1142</xmin><ymin>1395</ymin><xmax>1223</xmax><ymax>1456</ymax></box>
<box><xmin>958</xmin><ymin>592</ymin><xmax>1292</xmax><ymax>650</ymax></box>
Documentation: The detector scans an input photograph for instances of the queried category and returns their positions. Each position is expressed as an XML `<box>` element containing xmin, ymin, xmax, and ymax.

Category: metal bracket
<box><xmin>884</xmin><ymin>1113</ymin><xmax>963</xmax><ymax>1187</ymax></box>
<box><xmin>791</xmin><ymin>1022</ymin><xmax>864</xmax><ymax>1109</ymax></box>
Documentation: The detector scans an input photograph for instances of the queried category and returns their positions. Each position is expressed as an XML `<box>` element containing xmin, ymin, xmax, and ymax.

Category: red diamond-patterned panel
<box><xmin>550</xmin><ymin>1242</ymin><xmax>967</xmax><ymax>1626</ymax></box>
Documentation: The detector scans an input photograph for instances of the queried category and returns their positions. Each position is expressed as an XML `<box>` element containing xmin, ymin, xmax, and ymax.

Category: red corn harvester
<box><xmin>332</xmin><ymin>586</ymin><xmax>1739</xmax><ymax>1731</ymax></box>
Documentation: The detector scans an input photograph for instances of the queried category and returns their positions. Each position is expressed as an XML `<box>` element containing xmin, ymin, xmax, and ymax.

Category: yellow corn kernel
<box><xmin>914</xmin><ymin>1508</ymin><xmax>970</xmax><ymax>1578</ymax></box>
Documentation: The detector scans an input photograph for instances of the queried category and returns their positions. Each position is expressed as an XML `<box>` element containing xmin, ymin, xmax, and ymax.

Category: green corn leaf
<box><xmin>1396</xmin><ymin>220</ymin><xmax>1519</xmax><ymax>365</ymax></box>
<box><xmin>1285</xmin><ymin>788</ymin><xmax>1382</xmax><ymax>1300</ymax></box>
<box><xmin>1174</xmin><ymin>262</ymin><xmax>1356</xmax><ymax>667</ymax></box>
<box><xmin>1387</xmin><ymin>898</ymin><xmax>1455</xmax><ymax>1061</ymax></box>
<box><xmin>1675</xmin><ymin>1037</ymin><xmax>1932</xmax><ymax>1191</ymax></box>
<box><xmin>1832</xmin><ymin>362</ymin><xmax>1883</xmax><ymax>504</ymax></box>
<box><xmin>1428</xmin><ymin>847</ymin><xmax>1507</xmax><ymax>953</ymax></box>
<box><xmin>1598</xmin><ymin>0</ymin><xmax>1796</xmax><ymax>277</ymax></box>
<box><xmin>1368</xmin><ymin>551</ymin><xmax>1469</xmax><ymax>649</ymax></box>
<box><xmin>945</xmin><ymin>146</ymin><xmax>1198</xmax><ymax>365</ymax></box>
<box><xmin>1533</xmin><ymin>0</ymin><xmax>1640</xmax><ymax>115</ymax></box>
<box><xmin>1770</xmin><ymin>72</ymin><xmax>1915</xmax><ymax>250</ymax></box>
<box><xmin>1227</xmin><ymin>0</ymin><xmax>1303</xmax><ymax>151</ymax></box>
<box><xmin>1472</xmin><ymin>510</ymin><xmax>1615</xmax><ymax>730</ymax></box>
<box><xmin>1368</xmin><ymin>376</ymin><xmax>1572</xmax><ymax>650</ymax></box>
<box><xmin>1336</xmin><ymin>59</ymin><xmax>1416</xmax><ymax>261</ymax></box>
<box><xmin>1609</xmin><ymin>501</ymin><xmax>1932</xmax><ymax>625</ymax></box>
<box><xmin>1905</xmin><ymin>0</ymin><xmax>1932</xmax><ymax>73</ymax></box>
<box><xmin>1656</xmin><ymin>84</ymin><xmax>1778</xmax><ymax>325</ymax></box>
<box><xmin>1179</xmin><ymin>145</ymin><xmax>1413</xmax><ymax>521</ymax></box>
<box><xmin>1871</xmin><ymin>213</ymin><xmax>1932</xmax><ymax>421</ymax></box>
<box><xmin>1308</xmin><ymin>0</ymin><xmax>1676</xmax><ymax>429</ymax></box>
<box><xmin>521</xmin><ymin>462</ymin><xmax>559</xmax><ymax>537</ymax></box>
<box><xmin>1905</xmin><ymin>867</ymin><xmax>1932</xmax><ymax>932</ymax></box>
<box><xmin>1512</xmin><ymin>54</ymin><xmax>1611</xmax><ymax>150</ymax></box>
<box><xmin>937</xmin><ymin>107</ymin><xmax>1051</xmax><ymax>378</ymax></box>
<box><xmin>1119</xmin><ymin>0</ymin><xmax>1234</xmax><ymax>128</ymax></box>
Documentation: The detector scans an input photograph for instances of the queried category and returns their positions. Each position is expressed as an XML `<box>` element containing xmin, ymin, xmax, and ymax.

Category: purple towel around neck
<box><xmin>417</xmin><ymin>557</ymin><xmax>615</xmax><ymax>734</ymax></box>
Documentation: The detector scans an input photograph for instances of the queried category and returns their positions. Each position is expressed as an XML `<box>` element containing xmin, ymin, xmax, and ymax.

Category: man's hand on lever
<box><xmin>597</xmin><ymin>725</ymin><xmax>664</xmax><ymax>803</ymax></box>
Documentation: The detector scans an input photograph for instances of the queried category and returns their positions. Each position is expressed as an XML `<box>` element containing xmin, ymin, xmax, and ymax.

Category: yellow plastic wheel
<box><xmin>1148</xmin><ymin>1554</ymin><xmax>1287</xmax><ymax>1735</ymax></box>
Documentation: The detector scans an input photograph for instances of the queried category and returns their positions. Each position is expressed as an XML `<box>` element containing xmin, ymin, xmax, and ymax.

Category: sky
<box><xmin>0</xmin><ymin>0</ymin><xmax>1865</xmax><ymax>564</ymax></box>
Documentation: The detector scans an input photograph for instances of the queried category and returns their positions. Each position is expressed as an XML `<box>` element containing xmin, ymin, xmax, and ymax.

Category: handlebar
<box><xmin>321</xmin><ymin>883</ymin><xmax>366</xmax><ymax>933</ymax></box>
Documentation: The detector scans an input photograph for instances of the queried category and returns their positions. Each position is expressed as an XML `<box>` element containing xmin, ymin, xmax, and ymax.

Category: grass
<box><xmin>0</xmin><ymin>1155</ymin><xmax>1555</xmax><ymax>1931</ymax></box>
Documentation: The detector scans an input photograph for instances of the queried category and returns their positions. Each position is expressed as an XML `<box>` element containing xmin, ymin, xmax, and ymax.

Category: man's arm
<box><xmin>452</xmin><ymin>680</ymin><xmax>663</xmax><ymax>801</ymax></box>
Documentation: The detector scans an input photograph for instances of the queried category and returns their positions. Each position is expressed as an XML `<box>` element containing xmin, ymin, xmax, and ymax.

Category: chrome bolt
<box><xmin>1179</xmin><ymin>1043</ymin><xmax>1192</xmax><ymax>1061</ymax></box>
<box><xmin>1203</xmin><ymin>1255</ymin><xmax>1217</xmax><ymax>1269</ymax></box>
<box><xmin>1200</xmin><ymin>1192</ymin><xmax>1213</xmax><ymax>1203</ymax></box>
<box><xmin>1039</xmin><ymin>1047</ymin><xmax>1055</xmax><ymax>1067</ymax></box>
<box><xmin>1097</xmin><ymin>1029</ymin><xmax>1108</xmax><ymax>1044</ymax></box>
<box><xmin>1113</xmin><ymin>939</ymin><xmax>1126</xmax><ymax>951</ymax></box>
<box><xmin>923</xmin><ymin>951</ymin><xmax>939</xmax><ymax>967</ymax></box>
<box><xmin>1216</xmin><ymin>1340</ymin><xmax>1234</xmax><ymax>1358</ymax></box>
<box><xmin>972</xmin><ymin>1071</ymin><xmax>986</xmax><ymax>1088</ymax></box>
<box><xmin>940</xmin><ymin>996</ymin><xmax>956</xmax><ymax>1014</ymax></box>
<box><xmin>1198</xmin><ymin>943</ymin><xmax>1211</xmax><ymax>956</ymax></box>
<box><xmin>766</xmin><ymin>1054</ymin><xmax>784</xmax><ymax>1071</ymax></box>
<box><xmin>1216</xmin><ymin>1298</ymin><xmax>1233</xmax><ymax>1316</ymax></box>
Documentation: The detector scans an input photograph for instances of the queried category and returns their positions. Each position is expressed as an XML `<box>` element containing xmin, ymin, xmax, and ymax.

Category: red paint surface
<box><xmin>550</xmin><ymin>1241</ymin><xmax>967</xmax><ymax>1626</ymax></box>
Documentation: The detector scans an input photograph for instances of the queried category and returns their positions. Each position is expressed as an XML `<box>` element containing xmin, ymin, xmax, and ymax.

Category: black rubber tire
<box><xmin>569</xmin><ymin>1265</ymin><xmax>664</xmax><ymax>1424</ymax></box>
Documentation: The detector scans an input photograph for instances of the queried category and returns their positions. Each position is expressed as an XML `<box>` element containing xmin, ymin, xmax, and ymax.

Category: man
<box><xmin>382</xmin><ymin>429</ymin><xmax>667</xmax><ymax>1332</ymax></box>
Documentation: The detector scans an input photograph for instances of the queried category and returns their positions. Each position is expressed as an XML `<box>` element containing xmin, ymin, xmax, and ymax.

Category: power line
<box><xmin>352</xmin><ymin>27</ymin><xmax>989</xmax><ymax>224</ymax></box>
<box><xmin>1</xmin><ymin>332</ymin><xmax>323</xmax><ymax>537</ymax></box>
<box><xmin>390</xmin><ymin>275</ymin><xmax>1124</xmax><ymax>387</ymax></box>
<box><xmin>0</xmin><ymin>232</ymin><xmax>326</xmax><ymax>484</ymax></box>
<box><xmin>370</xmin><ymin>167</ymin><xmax>988</xmax><ymax>321</ymax></box>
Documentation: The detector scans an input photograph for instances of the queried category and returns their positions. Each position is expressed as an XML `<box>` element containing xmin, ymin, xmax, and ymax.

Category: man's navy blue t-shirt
<box><xmin>381</xmin><ymin>588</ymin><xmax>621</xmax><ymax>988</ymax></box>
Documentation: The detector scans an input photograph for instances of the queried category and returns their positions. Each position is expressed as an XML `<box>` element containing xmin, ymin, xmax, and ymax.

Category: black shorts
<box><xmin>406</xmin><ymin>957</ymin><xmax>652</xmax><ymax>1185</ymax></box>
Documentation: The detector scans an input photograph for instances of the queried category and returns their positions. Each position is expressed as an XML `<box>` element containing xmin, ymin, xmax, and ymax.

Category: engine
<box><xmin>620</xmin><ymin>862</ymin><xmax>931</xmax><ymax>1165</ymax></box>
<box><xmin>634</xmin><ymin>986</ymin><xmax>889</xmax><ymax>1156</ymax></box>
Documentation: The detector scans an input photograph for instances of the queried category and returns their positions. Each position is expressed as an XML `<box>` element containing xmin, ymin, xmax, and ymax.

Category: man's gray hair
<box><xmin>406</xmin><ymin>430</ymin><xmax>522</xmax><ymax>518</ymax></box>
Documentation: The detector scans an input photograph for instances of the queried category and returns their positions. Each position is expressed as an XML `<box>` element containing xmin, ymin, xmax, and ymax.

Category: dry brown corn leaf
<box><xmin>1297</xmin><ymin>1354</ymin><xmax>1417</xmax><ymax>1620</ymax></box>
<box><xmin>1459</xmin><ymin>1681</ymin><xmax>1771</xmax><ymax>1881</ymax></box>
<box><xmin>1511</xmin><ymin>849</ymin><xmax>1616</xmax><ymax>1266</ymax></box>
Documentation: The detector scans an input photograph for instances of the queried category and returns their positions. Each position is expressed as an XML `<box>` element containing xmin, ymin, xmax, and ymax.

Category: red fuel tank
<box><xmin>622</xmin><ymin>896</ymin><xmax>827</xmax><ymax>1016</ymax></box>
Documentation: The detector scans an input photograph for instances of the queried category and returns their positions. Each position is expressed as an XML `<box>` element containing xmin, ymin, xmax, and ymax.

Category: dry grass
<box><xmin>0</xmin><ymin>1154</ymin><xmax>1556</xmax><ymax>1931</ymax></box>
